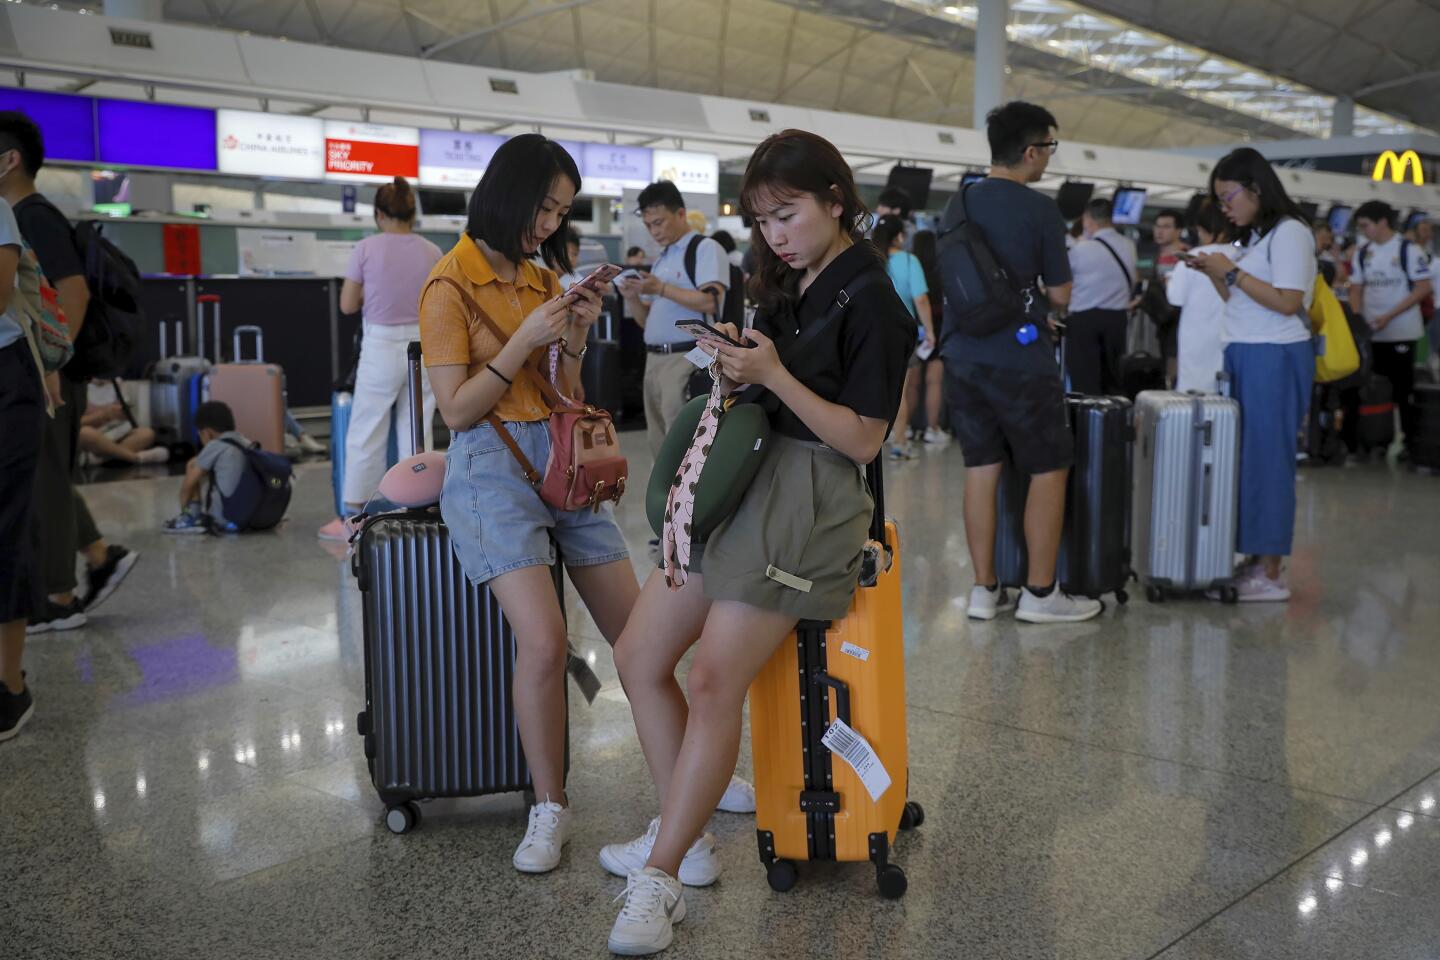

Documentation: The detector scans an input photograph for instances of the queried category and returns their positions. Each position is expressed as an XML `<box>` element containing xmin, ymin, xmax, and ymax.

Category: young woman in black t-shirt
<box><xmin>602</xmin><ymin>130</ymin><xmax>914</xmax><ymax>955</ymax></box>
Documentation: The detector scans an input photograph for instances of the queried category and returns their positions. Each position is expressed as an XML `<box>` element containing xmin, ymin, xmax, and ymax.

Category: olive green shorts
<box><xmin>699</xmin><ymin>432</ymin><xmax>873</xmax><ymax>621</ymax></box>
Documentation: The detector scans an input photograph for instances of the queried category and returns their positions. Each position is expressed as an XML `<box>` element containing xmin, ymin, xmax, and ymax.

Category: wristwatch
<box><xmin>1224</xmin><ymin>268</ymin><xmax>1241</xmax><ymax>288</ymax></box>
<box><xmin>562</xmin><ymin>342</ymin><xmax>588</xmax><ymax>361</ymax></box>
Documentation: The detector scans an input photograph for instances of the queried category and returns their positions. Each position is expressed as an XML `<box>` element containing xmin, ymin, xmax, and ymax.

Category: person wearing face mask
<box><xmin>600</xmin><ymin>130</ymin><xmax>914</xmax><ymax>956</ymax></box>
<box><xmin>317</xmin><ymin>176</ymin><xmax>442</xmax><ymax>541</ymax></box>
<box><xmin>1191</xmin><ymin>148</ymin><xmax>1317</xmax><ymax>603</ymax></box>
<box><xmin>418</xmin><ymin>135</ymin><xmax>638</xmax><ymax>875</ymax></box>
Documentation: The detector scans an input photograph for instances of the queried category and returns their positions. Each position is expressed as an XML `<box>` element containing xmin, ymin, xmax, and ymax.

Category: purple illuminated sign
<box><xmin>418</xmin><ymin>128</ymin><xmax>505</xmax><ymax>187</ymax></box>
<box><xmin>581</xmin><ymin>143</ymin><xmax>652</xmax><ymax>184</ymax></box>
<box><xmin>0</xmin><ymin>88</ymin><xmax>95</xmax><ymax>162</ymax></box>
<box><xmin>97</xmin><ymin>99</ymin><xmax>217</xmax><ymax>171</ymax></box>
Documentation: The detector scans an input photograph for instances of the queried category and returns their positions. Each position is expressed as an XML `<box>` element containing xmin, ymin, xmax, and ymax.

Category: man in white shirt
<box><xmin>1350</xmin><ymin>200</ymin><xmax>1434</xmax><ymax>452</ymax></box>
<box><xmin>615</xmin><ymin>180</ymin><xmax>729</xmax><ymax>461</ymax></box>
<box><xmin>1065</xmin><ymin>197</ymin><xmax>1138</xmax><ymax>395</ymax></box>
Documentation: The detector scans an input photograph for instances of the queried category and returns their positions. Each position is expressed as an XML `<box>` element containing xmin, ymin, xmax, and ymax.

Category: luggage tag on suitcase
<box><xmin>821</xmin><ymin>718</ymin><xmax>893</xmax><ymax>802</ymax></box>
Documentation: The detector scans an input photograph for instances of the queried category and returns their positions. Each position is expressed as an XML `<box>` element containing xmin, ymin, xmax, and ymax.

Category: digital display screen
<box><xmin>418</xmin><ymin>129</ymin><xmax>504</xmax><ymax>188</ymax></box>
<box><xmin>217</xmin><ymin>109</ymin><xmax>325</xmax><ymax>179</ymax></box>
<box><xmin>960</xmin><ymin>172</ymin><xmax>987</xmax><ymax>187</ymax></box>
<box><xmin>1328</xmin><ymin>205</ymin><xmax>1353</xmax><ymax>235</ymax></box>
<box><xmin>0</xmin><ymin>88</ymin><xmax>95</xmax><ymax>162</ymax></box>
<box><xmin>97</xmin><ymin>99</ymin><xmax>217</xmax><ymax>170</ymax></box>
<box><xmin>1111</xmin><ymin>187</ymin><xmax>1147</xmax><ymax>225</ymax></box>
<box><xmin>324</xmin><ymin>121</ymin><xmax>420</xmax><ymax>183</ymax></box>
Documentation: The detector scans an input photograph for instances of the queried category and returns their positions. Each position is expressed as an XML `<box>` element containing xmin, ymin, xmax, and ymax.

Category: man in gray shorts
<box><xmin>164</xmin><ymin>401</ymin><xmax>250</xmax><ymax>534</ymax></box>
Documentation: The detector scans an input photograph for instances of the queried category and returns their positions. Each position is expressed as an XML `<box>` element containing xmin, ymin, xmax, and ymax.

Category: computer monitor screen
<box><xmin>1111</xmin><ymin>187</ymin><xmax>1147</xmax><ymax>225</ymax></box>
<box><xmin>1056</xmin><ymin>181</ymin><xmax>1094</xmax><ymax>220</ymax></box>
<box><xmin>1328</xmin><ymin>205</ymin><xmax>1353</xmax><ymax>235</ymax></box>
<box><xmin>417</xmin><ymin>188</ymin><xmax>467</xmax><ymax>216</ymax></box>
<box><xmin>960</xmin><ymin>172</ymin><xmax>987</xmax><ymax>188</ymax></box>
<box><xmin>886</xmin><ymin>165</ymin><xmax>934</xmax><ymax>210</ymax></box>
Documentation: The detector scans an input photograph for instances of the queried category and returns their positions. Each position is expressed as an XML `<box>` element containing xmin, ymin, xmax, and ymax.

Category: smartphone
<box><xmin>675</xmin><ymin>317</ymin><xmax>750</xmax><ymax>348</ymax></box>
<box><xmin>1174</xmin><ymin>250</ymin><xmax>1198</xmax><ymax>262</ymax></box>
<box><xmin>563</xmin><ymin>263</ymin><xmax>622</xmax><ymax>299</ymax></box>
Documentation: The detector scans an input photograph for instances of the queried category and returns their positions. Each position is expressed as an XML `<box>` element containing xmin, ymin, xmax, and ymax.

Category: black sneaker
<box><xmin>26</xmin><ymin>599</ymin><xmax>88</xmax><ymax>635</ymax></box>
<box><xmin>81</xmin><ymin>545</ymin><xmax>139</xmax><ymax>611</ymax></box>
<box><xmin>0</xmin><ymin>680</ymin><xmax>34</xmax><ymax>743</ymax></box>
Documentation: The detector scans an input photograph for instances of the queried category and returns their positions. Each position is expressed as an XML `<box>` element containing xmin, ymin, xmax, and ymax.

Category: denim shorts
<box><xmin>441</xmin><ymin>419</ymin><xmax>630</xmax><ymax>585</ymax></box>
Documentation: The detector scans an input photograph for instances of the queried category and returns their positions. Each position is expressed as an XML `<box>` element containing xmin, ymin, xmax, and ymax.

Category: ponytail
<box><xmin>375</xmin><ymin>176</ymin><xmax>416</xmax><ymax>222</ymax></box>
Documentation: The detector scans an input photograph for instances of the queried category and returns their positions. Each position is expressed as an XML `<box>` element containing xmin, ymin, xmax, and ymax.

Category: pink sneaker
<box><xmin>1234</xmin><ymin>571</ymin><xmax>1290</xmax><ymax>603</ymax></box>
<box><xmin>317</xmin><ymin>517</ymin><xmax>356</xmax><ymax>542</ymax></box>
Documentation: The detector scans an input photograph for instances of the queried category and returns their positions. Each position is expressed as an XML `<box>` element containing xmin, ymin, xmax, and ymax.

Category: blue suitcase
<box><xmin>330</xmin><ymin>391</ymin><xmax>399</xmax><ymax>517</ymax></box>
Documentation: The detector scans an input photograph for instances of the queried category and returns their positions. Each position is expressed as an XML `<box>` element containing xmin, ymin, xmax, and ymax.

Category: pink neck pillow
<box><xmin>376</xmin><ymin>452</ymin><xmax>447</xmax><ymax>508</ymax></box>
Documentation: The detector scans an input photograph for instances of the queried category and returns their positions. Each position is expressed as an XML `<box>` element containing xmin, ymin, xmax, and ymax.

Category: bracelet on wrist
<box><xmin>486</xmin><ymin>363</ymin><xmax>513</xmax><ymax>386</ymax></box>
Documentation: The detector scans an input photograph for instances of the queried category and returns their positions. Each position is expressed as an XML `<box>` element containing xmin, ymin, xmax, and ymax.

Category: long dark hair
<box><xmin>739</xmin><ymin>129</ymin><xmax>872</xmax><ymax>309</ymax></box>
<box><xmin>467</xmin><ymin>134</ymin><xmax>581</xmax><ymax>274</ymax></box>
<box><xmin>911</xmin><ymin>229</ymin><xmax>942</xmax><ymax>315</ymax></box>
<box><xmin>871</xmin><ymin>215</ymin><xmax>907</xmax><ymax>255</ymax></box>
<box><xmin>1209</xmin><ymin>147</ymin><xmax>1310</xmax><ymax>241</ymax></box>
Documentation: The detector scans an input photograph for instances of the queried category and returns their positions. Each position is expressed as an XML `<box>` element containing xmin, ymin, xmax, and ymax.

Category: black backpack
<box><xmin>936</xmin><ymin>185</ymin><xmax>1032</xmax><ymax>339</ymax></box>
<box><xmin>682</xmin><ymin>234</ymin><xmax>746</xmax><ymax>329</ymax></box>
<box><xmin>215</xmin><ymin>439</ymin><xmax>293</xmax><ymax>531</ymax></box>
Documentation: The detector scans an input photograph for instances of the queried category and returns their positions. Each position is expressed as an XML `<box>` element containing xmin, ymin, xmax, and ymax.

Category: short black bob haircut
<box><xmin>636</xmin><ymin>180</ymin><xmax>686</xmax><ymax>213</ymax></box>
<box><xmin>987</xmin><ymin>101</ymin><xmax>1058</xmax><ymax>168</ymax></box>
<box><xmin>0</xmin><ymin>110</ymin><xmax>45</xmax><ymax>178</ymax></box>
<box><xmin>1208</xmin><ymin>147</ymin><xmax>1311</xmax><ymax>238</ymax></box>
<box><xmin>1353</xmin><ymin>200</ymin><xmax>1398</xmax><ymax>229</ymax></box>
<box><xmin>195</xmin><ymin>401</ymin><xmax>236</xmax><ymax>434</ymax></box>
<box><xmin>467</xmin><ymin>134</ymin><xmax>581</xmax><ymax>275</ymax></box>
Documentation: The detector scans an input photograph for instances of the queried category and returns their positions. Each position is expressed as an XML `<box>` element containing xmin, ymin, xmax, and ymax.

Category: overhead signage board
<box><xmin>217</xmin><ymin>110</ymin><xmax>325</xmax><ymax>179</ymax></box>
<box><xmin>418</xmin><ymin>129</ymin><xmax>506</xmax><ymax>188</ymax></box>
<box><xmin>0</xmin><ymin>88</ymin><xmax>95</xmax><ymax>163</ymax></box>
<box><xmin>324</xmin><ymin>121</ymin><xmax>420</xmax><ymax>183</ymax></box>
<box><xmin>581</xmin><ymin>143</ymin><xmax>653</xmax><ymax>197</ymax></box>
<box><xmin>97</xmin><ymin>99</ymin><xmax>217</xmax><ymax>171</ymax></box>
<box><xmin>652</xmin><ymin>149</ymin><xmax>719</xmax><ymax>195</ymax></box>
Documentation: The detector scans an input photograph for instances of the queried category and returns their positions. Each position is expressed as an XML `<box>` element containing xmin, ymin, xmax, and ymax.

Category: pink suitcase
<box><xmin>203</xmin><ymin>296</ymin><xmax>285</xmax><ymax>454</ymax></box>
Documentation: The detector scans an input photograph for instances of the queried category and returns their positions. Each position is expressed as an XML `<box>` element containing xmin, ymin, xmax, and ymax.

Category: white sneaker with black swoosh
<box><xmin>608</xmin><ymin>866</ymin><xmax>686</xmax><ymax>956</ymax></box>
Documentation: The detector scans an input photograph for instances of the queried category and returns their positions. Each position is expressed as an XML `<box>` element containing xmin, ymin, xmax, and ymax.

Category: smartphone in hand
<box><xmin>675</xmin><ymin>317</ymin><xmax>750</xmax><ymax>348</ymax></box>
<box><xmin>563</xmin><ymin>263</ymin><xmax>622</xmax><ymax>300</ymax></box>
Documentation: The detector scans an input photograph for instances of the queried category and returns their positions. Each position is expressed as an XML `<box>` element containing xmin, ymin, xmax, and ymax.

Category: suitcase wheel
<box><xmin>877</xmin><ymin>864</ymin><xmax>908</xmax><ymax>900</ymax></box>
<box><xmin>1220</xmin><ymin>585</ymin><xmax>1239</xmax><ymax>605</ymax></box>
<box><xmin>385</xmin><ymin>801</ymin><xmax>422</xmax><ymax>835</ymax></box>
<box><xmin>766</xmin><ymin>859</ymin><xmax>799</xmax><ymax>893</ymax></box>
<box><xmin>1115</xmin><ymin>588</ymin><xmax>1129</xmax><ymax>606</ymax></box>
<box><xmin>900</xmin><ymin>801</ymin><xmax>925</xmax><ymax>831</ymax></box>
<box><xmin>1145</xmin><ymin>584</ymin><xmax>1166</xmax><ymax>604</ymax></box>
<box><xmin>355</xmin><ymin>710</ymin><xmax>369</xmax><ymax>737</ymax></box>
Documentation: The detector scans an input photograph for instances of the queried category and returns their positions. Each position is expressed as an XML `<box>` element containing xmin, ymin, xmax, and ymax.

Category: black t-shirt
<box><xmin>13</xmin><ymin>193</ymin><xmax>83</xmax><ymax>284</ymax></box>
<box><xmin>751</xmin><ymin>243</ymin><xmax>916</xmax><ymax>444</ymax></box>
<box><xmin>939</xmin><ymin>178</ymin><xmax>1070</xmax><ymax>375</ymax></box>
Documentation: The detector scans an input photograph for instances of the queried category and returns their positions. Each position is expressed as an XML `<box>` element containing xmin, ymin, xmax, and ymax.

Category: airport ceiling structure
<box><xmin>55</xmin><ymin>0</ymin><xmax>1434</xmax><ymax>149</ymax></box>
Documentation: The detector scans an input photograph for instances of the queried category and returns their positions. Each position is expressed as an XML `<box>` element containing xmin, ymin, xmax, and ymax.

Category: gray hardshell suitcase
<box><xmin>148</xmin><ymin>316</ymin><xmax>210</xmax><ymax>446</ymax></box>
<box><xmin>353</xmin><ymin>342</ymin><xmax>565</xmax><ymax>835</ymax></box>
<box><xmin>1131</xmin><ymin>390</ymin><xmax>1240</xmax><ymax>602</ymax></box>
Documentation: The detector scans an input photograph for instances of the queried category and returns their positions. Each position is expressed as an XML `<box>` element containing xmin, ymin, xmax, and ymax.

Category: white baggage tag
<box><xmin>684</xmin><ymin>346</ymin><xmax>713</xmax><ymax>369</ymax></box>
<box><xmin>840</xmin><ymin>641</ymin><xmax>871</xmax><ymax>662</ymax></box>
<box><xmin>820</xmin><ymin>717</ymin><xmax>892</xmax><ymax>802</ymax></box>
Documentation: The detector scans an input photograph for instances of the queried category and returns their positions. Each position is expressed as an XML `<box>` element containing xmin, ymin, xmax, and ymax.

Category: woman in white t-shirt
<box><xmin>1192</xmin><ymin>148</ymin><xmax>1317</xmax><ymax>603</ymax></box>
<box><xmin>1167</xmin><ymin>198</ymin><xmax>1232</xmax><ymax>393</ymax></box>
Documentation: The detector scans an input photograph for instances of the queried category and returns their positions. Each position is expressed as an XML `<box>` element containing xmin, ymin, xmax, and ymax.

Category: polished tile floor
<box><xmin>4</xmin><ymin>441</ymin><xmax>1440</xmax><ymax>960</ymax></box>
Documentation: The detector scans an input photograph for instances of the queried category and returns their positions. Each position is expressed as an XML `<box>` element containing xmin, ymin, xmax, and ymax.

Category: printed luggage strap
<box><xmin>426</xmin><ymin>275</ymin><xmax>606</xmax><ymax>491</ymax></box>
<box><xmin>660</xmin><ymin>271</ymin><xmax>877</xmax><ymax>591</ymax></box>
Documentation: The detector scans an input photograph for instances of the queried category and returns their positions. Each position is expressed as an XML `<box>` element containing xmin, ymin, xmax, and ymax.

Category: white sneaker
<box><xmin>298</xmin><ymin>434</ymin><xmax>325</xmax><ymax>455</ymax></box>
<box><xmin>1235</xmin><ymin>572</ymin><xmax>1290</xmax><ymax>603</ymax></box>
<box><xmin>716</xmin><ymin>775</ymin><xmax>755</xmax><ymax>814</ymax></box>
<box><xmin>967</xmin><ymin>584</ymin><xmax>1017</xmax><ymax>621</ymax></box>
<box><xmin>608</xmin><ymin>866</ymin><xmax>686</xmax><ymax>956</ymax></box>
<box><xmin>512</xmin><ymin>799</ymin><xmax>571</xmax><ymax>874</ymax></box>
<box><xmin>923</xmin><ymin>428</ymin><xmax>950</xmax><ymax>446</ymax></box>
<box><xmin>1015</xmin><ymin>587</ymin><xmax>1103</xmax><ymax>623</ymax></box>
<box><xmin>599</xmin><ymin>817</ymin><xmax>722</xmax><ymax>887</ymax></box>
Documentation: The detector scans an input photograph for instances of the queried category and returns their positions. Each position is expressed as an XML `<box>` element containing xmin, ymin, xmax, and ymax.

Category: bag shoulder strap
<box><xmin>682</xmin><ymin>234</ymin><xmax>702</xmax><ymax>288</ymax></box>
<box><xmin>424</xmin><ymin>275</ymin><xmax>548</xmax><ymax>487</ymax></box>
<box><xmin>1093</xmin><ymin>235</ymin><xmax>1135</xmax><ymax>290</ymax></box>
<box><xmin>1400</xmin><ymin>239</ymin><xmax>1414</xmax><ymax>289</ymax></box>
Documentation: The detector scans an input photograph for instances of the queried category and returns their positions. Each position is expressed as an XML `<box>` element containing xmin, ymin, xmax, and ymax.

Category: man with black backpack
<box><xmin>937</xmin><ymin>101</ymin><xmax>1101</xmax><ymax>624</ymax></box>
<box><xmin>0</xmin><ymin>111</ymin><xmax>140</xmax><ymax>633</ymax></box>
<box><xmin>616</xmin><ymin>181</ymin><xmax>732</xmax><ymax>463</ymax></box>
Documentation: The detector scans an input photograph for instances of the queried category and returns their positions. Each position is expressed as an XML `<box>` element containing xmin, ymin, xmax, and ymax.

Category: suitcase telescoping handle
<box><xmin>233</xmin><ymin>325</ymin><xmax>265</xmax><ymax>363</ymax></box>
<box><xmin>407</xmin><ymin>340</ymin><xmax>425</xmax><ymax>454</ymax></box>
<box><xmin>158</xmin><ymin>314</ymin><xmax>184</xmax><ymax>358</ymax></box>
<box><xmin>865</xmin><ymin>458</ymin><xmax>886</xmax><ymax>548</ymax></box>
<box><xmin>812</xmin><ymin>670</ymin><xmax>852</xmax><ymax>728</ymax></box>
<box><xmin>197</xmin><ymin>294</ymin><xmax>220</xmax><ymax>363</ymax></box>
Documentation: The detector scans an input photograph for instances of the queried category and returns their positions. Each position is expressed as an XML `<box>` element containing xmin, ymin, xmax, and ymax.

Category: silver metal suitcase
<box><xmin>1131</xmin><ymin>390</ymin><xmax>1241</xmax><ymax>602</ymax></box>
<box><xmin>148</xmin><ymin>317</ymin><xmax>210</xmax><ymax>445</ymax></box>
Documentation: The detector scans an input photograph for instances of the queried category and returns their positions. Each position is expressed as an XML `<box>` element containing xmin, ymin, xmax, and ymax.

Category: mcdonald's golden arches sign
<box><xmin>1371</xmin><ymin>150</ymin><xmax>1425</xmax><ymax>185</ymax></box>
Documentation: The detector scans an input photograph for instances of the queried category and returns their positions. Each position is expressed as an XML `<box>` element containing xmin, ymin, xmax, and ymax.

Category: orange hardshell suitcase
<box><xmin>749</xmin><ymin>461</ymin><xmax>923</xmax><ymax>898</ymax></box>
<box><xmin>204</xmin><ymin>297</ymin><xmax>286</xmax><ymax>454</ymax></box>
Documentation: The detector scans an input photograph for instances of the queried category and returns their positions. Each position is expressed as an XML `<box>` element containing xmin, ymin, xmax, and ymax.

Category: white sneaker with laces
<box><xmin>716</xmin><ymin>775</ymin><xmax>755</xmax><ymax>814</ymax></box>
<box><xmin>967</xmin><ymin>584</ymin><xmax>1017</xmax><ymax>621</ymax></box>
<box><xmin>609</xmin><ymin>867</ymin><xmax>686</xmax><ymax>956</ymax></box>
<box><xmin>1235</xmin><ymin>572</ymin><xmax>1290</xmax><ymax>603</ymax></box>
<box><xmin>598</xmin><ymin>818</ymin><xmax>721</xmax><ymax>887</ymax></box>
<box><xmin>923</xmin><ymin>428</ymin><xmax>950</xmax><ymax>446</ymax></box>
<box><xmin>512</xmin><ymin>799</ymin><xmax>571</xmax><ymax>874</ymax></box>
<box><xmin>1015</xmin><ymin>587</ymin><xmax>1103</xmax><ymax>623</ymax></box>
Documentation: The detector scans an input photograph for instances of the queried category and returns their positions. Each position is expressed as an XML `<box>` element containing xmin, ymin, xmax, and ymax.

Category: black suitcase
<box><xmin>580</xmin><ymin>339</ymin><xmax>623</xmax><ymax>417</ymax></box>
<box><xmin>1412</xmin><ymin>382</ymin><xmax>1440</xmax><ymax>469</ymax></box>
<box><xmin>994</xmin><ymin>395</ymin><xmax>1132</xmax><ymax>602</ymax></box>
<box><xmin>1118</xmin><ymin>351</ymin><xmax>1165</xmax><ymax>399</ymax></box>
<box><xmin>1356</xmin><ymin>375</ymin><xmax>1396</xmax><ymax>452</ymax></box>
<box><xmin>1304</xmin><ymin>383</ymin><xmax>1348</xmax><ymax>466</ymax></box>
<box><xmin>353</xmin><ymin>343</ymin><xmax>566</xmax><ymax>835</ymax></box>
